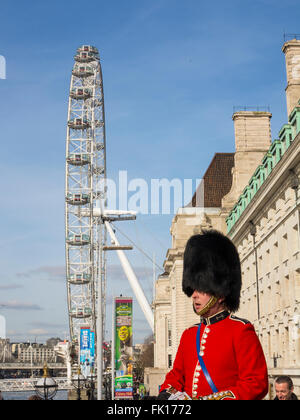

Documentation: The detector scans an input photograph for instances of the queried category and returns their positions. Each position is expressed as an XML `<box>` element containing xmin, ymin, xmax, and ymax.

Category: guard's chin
<box><xmin>192</xmin><ymin>296</ymin><xmax>218</xmax><ymax>317</ymax></box>
<box><xmin>193</xmin><ymin>304</ymin><xmax>202</xmax><ymax>316</ymax></box>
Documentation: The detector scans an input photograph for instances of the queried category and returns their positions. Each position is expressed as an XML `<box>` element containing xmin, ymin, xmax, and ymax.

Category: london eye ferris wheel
<box><xmin>65</xmin><ymin>45</ymin><xmax>107</xmax><ymax>345</ymax></box>
<box><xmin>65</xmin><ymin>46</ymin><xmax>154</xmax><ymax>398</ymax></box>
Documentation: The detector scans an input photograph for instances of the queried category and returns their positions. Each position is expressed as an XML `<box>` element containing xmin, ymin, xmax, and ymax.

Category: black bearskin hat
<box><xmin>182</xmin><ymin>230</ymin><xmax>242</xmax><ymax>312</ymax></box>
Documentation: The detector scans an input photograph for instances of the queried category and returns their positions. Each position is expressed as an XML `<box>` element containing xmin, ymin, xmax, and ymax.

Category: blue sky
<box><xmin>0</xmin><ymin>0</ymin><xmax>299</xmax><ymax>344</ymax></box>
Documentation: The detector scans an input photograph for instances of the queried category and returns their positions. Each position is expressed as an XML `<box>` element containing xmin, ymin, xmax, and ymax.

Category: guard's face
<box><xmin>275</xmin><ymin>383</ymin><xmax>293</xmax><ymax>400</ymax></box>
<box><xmin>191</xmin><ymin>291</ymin><xmax>212</xmax><ymax>314</ymax></box>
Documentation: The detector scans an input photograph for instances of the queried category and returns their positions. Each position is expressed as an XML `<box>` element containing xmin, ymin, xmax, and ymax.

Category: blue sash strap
<box><xmin>196</xmin><ymin>323</ymin><xmax>218</xmax><ymax>394</ymax></box>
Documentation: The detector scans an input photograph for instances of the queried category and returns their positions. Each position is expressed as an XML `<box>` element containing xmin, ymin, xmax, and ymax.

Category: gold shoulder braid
<box><xmin>196</xmin><ymin>390</ymin><xmax>236</xmax><ymax>400</ymax></box>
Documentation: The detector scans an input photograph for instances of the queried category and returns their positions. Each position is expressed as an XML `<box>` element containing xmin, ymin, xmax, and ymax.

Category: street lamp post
<box><xmin>72</xmin><ymin>368</ymin><xmax>86</xmax><ymax>401</ymax></box>
<box><xmin>86</xmin><ymin>373</ymin><xmax>97</xmax><ymax>400</ymax></box>
<box><xmin>34</xmin><ymin>363</ymin><xmax>58</xmax><ymax>400</ymax></box>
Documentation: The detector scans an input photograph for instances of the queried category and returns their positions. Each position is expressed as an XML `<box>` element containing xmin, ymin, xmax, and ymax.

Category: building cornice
<box><xmin>163</xmin><ymin>248</ymin><xmax>184</xmax><ymax>273</ymax></box>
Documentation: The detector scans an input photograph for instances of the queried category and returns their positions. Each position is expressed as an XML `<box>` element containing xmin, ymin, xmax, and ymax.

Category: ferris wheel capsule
<box><xmin>66</xmin><ymin>233</ymin><xmax>90</xmax><ymax>246</ymax></box>
<box><xmin>66</xmin><ymin>193</ymin><xmax>90</xmax><ymax>205</ymax></box>
<box><xmin>72</xmin><ymin>64</ymin><xmax>94</xmax><ymax>78</ymax></box>
<box><xmin>67</xmin><ymin>117</ymin><xmax>90</xmax><ymax>129</ymax></box>
<box><xmin>68</xmin><ymin>273</ymin><xmax>91</xmax><ymax>285</ymax></box>
<box><xmin>70</xmin><ymin>307</ymin><xmax>93</xmax><ymax>319</ymax></box>
<box><xmin>70</xmin><ymin>87</ymin><xmax>92</xmax><ymax>100</ymax></box>
<box><xmin>67</xmin><ymin>153</ymin><xmax>90</xmax><ymax>166</ymax></box>
<box><xmin>77</xmin><ymin>45</ymin><xmax>99</xmax><ymax>55</ymax></box>
<box><xmin>74</xmin><ymin>50</ymin><xmax>99</xmax><ymax>63</ymax></box>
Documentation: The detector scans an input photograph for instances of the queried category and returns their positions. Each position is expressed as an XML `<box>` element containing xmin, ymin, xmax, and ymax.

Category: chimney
<box><xmin>222</xmin><ymin>110</ymin><xmax>272</xmax><ymax>209</ymax></box>
<box><xmin>282</xmin><ymin>39</ymin><xmax>300</xmax><ymax>117</ymax></box>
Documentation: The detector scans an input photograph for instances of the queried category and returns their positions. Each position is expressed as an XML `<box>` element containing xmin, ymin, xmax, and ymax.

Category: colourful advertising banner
<box><xmin>80</xmin><ymin>326</ymin><xmax>92</xmax><ymax>378</ymax></box>
<box><xmin>114</xmin><ymin>297</ymin><xmax>133</xmax><ymax>399</ymax></box>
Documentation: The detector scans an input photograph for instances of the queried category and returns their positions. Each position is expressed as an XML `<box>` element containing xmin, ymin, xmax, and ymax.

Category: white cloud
<box><xmin>27</xmin><ymin>329</ymin><xmax>49</xmax><ymax>336</ymax></box>
<box><xmin>17</xmin><ymin>266</ymin><xmax>65</xmax><ymax>282</ymax></box>
<box><xmin>0</xmin><ymin>283</ymin><xmax>23</xmax><ymax>290</ymax></box>
<box><xmin>0</xmin><ymin>300</ymin><xmax>43</xmax><ymax>311</ymax></box>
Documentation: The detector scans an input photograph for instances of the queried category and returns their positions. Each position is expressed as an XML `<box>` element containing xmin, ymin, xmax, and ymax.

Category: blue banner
<box><xmin>80</xmin><ymin>327</ymin><xmax>91</xmax><ymax>378</ymax></box>
<box><xmin>89</xmin><ymin>330</ymin><xmax>95</xmax><ymax>374</ymax></box>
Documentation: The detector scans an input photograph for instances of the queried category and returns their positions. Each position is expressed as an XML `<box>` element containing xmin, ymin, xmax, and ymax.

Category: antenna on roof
<box><xmin>283</xmin><ymin>33</ymin><xmax>300</xmax><ymax>42</ymax></box>
<box><xmin>233</xmin><ymin>106</ymin><xmax>271</xmax><ymax>113</ymax></box>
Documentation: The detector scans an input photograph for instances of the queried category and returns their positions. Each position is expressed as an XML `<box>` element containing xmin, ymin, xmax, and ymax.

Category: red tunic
<box><xmin>160</xmin><ymin>311</ymin><xmax>268</xmax><ymax>400</ymax></box>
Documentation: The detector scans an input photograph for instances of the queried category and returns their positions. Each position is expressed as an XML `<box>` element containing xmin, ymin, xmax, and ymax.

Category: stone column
<box><xmin>222</xmin><ymin>111</ymin><xmax>272</xmax><ymax>209</ymax></box>
<box><xmin>282</xmin><ymin>39</ymin><xmax>300</xmax><ymax>117</ymax></box>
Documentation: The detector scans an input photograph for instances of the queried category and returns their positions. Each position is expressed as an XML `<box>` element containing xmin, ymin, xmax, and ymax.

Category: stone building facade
<box><xmin>226</xmin><ymin>38</ymin><xmax>300</xmax><ymax>397</ymax></box>
<box><xmin>145</xmin><ymin>39</ymin><xmax>300</xmax><ymax>398</ymax></box>
<box><xmin>17</xmin><ymin>343</ymin><xmax>59</xmax><ymax>364</ymax></box>
<box><xmin>228</xmin><ymin>132</ymin><xmax>300</xmax><ymax>397</ymax></box>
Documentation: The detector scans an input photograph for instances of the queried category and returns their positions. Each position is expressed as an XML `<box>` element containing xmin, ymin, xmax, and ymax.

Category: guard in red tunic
<box><xmin>159</xmin><ymin>230</ymin><xmax>268</xmax><ymax>400</ymax></box>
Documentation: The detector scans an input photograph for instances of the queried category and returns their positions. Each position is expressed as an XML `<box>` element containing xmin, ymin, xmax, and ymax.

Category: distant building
<box><xmin>17</xmin><ymin>343</ymin><xmax>59</xmax><ymax>364</ymax></box>
<box><xmin>9</xmin><ymin>340</ymin><xmax>63</xmax><ymax>364</ymax></box>
<box><xmin>0</xmin><ymin>339</ymin><xmax>13</xmax><ymax>362</ymax></box>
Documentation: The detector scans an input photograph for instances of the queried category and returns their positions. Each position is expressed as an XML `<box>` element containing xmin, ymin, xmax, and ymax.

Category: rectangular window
<box><xmin>167</xmin><ymin>320</ymin><xmax>172</xmax><ymax>347</ymax></box>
